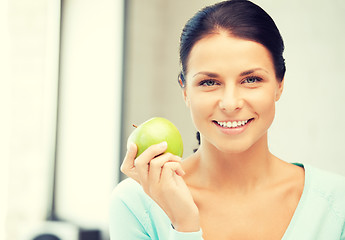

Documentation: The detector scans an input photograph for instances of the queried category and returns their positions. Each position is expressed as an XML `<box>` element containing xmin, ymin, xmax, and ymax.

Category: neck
<box><xmin>195</xmin><ymin>133</ymin><xmax>276</xmax><ymax>192</ymax></box>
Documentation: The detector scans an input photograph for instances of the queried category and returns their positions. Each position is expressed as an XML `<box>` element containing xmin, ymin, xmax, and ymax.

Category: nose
<box><xmin>218</xmin><ymin>85</ymin><xmax>244</xmax><ymax>112</ymax></box>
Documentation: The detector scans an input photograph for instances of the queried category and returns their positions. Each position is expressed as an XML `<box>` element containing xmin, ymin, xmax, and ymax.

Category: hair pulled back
<box><xmin>179</xmin><ymin>0</ymin><xmax>286</xmax><ymax>86</ymax></box>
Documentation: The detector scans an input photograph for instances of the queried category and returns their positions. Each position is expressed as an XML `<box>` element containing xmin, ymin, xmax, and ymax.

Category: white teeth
<box><xmin>217</xmin><ymin>119</ymin><xmax>250</xmax><ymax>128</ymax></box>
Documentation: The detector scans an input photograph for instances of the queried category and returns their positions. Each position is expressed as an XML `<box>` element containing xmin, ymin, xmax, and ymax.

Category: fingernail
<box><xmin>160</xmin><ymin>141</ymin><xmax>167</xmax><ymax>148</ymax></box>
<box><xmin>176</xmin><ymin>168</ymin><xmax>186</xmax><ymax>176</ymax></box>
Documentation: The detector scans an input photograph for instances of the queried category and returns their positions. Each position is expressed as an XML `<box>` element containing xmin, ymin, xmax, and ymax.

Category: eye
<box><xmin>242</xmin><ymin>76</ymin><xmax>263</xmax><ymax>84</ymax></box>
<box><xmin>199</xmin><ymin>79</ymin><xmax>219</xmax><ymax>86</ymax></box>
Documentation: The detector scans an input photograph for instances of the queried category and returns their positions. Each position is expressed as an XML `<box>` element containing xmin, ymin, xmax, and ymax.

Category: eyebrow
<box><xmin>193</xmin><ymin>72</ymin><xmax>220</xmax><ymax>78</ymax></box>
<box><xmin>193</xmin><ymin>68</ymin><xmax>268</xmax><ymax>78</ymax></box>
<box><xmin>239</xmin><ymin>68</ymin><xmax>268</xmax><ymax>76</ymax></box>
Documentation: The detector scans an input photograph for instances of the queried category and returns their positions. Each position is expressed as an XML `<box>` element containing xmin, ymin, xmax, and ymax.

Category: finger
<box><xmin>135</xmin><ymin>141</ymin><xmax>168</xmax><ymax>166</ymax></box>
<box><xmin>148</xmin><ymin>153</ymin><xmax>182</xmax><ymax>185</ymax></box>
<box><xmin>160</xmin><ymin>162</ymin><xmax>186</xmax><ymax>184</ymax></box>
<box><xmin>120</xmin><ymin>142</ymin><xmax>138</xmax><ymax>180</ymax></box>
<box><xmin>134</xmin><ymin>141</ymin><xmax>168</xmax><ymax>184</ymax></box>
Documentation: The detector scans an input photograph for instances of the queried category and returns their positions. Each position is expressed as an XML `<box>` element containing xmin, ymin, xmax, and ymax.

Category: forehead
<box><xmin>186</xmin><ymin>33</ymin><xmax>275</xmax><ymax>77</ymax></box>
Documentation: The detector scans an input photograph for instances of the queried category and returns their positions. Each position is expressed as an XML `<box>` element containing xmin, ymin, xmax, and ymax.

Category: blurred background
<box><xmin>1</xmin><ymin>0</ymin><xmax>345</xmax><ymax>239</ymax></box>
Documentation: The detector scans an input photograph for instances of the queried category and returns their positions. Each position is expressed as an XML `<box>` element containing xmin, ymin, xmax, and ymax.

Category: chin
<box><xmin>217</xmin><ymin>144</ymin><xmax>252</xmax><ymax>155</ymax></box>
<box><xmin>214</xmin><ymin>134</ymin><xmax>267</xmax><ymax>155</ymax></box>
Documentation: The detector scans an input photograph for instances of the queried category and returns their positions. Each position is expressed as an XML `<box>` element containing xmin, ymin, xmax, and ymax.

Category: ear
<box><xmin>275</xmin><ymin>78</ymin><xmax>284</xmax><ymax>101</ymax></box>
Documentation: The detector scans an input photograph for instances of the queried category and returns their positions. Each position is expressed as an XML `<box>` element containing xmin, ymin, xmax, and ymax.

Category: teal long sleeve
<box><xmin>109</xmin><ymin>177</ymin><xmax>203</xmax><ymax>240</ymax></box>
<box><xmin>109</xmin><ymin>163</ymin><xmax>345</xmax><ymax>239</ymax></box>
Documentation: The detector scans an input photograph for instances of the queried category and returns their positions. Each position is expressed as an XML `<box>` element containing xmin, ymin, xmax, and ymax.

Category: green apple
<box><xmin>128</xmin><ymin>117</ymin><xmax>183</xmax><ymax>158</ymax></box>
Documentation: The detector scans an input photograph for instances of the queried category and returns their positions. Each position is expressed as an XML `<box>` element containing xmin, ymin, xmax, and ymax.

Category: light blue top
<box><xmin>109</xmin><ymin>163</ymin><xmax>345</xmax><ymax>239</ymax></box>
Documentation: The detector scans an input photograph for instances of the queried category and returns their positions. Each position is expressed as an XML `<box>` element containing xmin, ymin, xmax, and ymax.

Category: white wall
<box><xmin>258</xmin><ymin>0</ymin><xmax>345</xmax><ymax>175</ymax></box>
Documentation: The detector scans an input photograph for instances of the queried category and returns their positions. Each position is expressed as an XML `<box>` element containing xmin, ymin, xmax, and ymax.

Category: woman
<box><xmin>110</xmin><ymin>1</ymin><xmax>345</xmax><ymax>239</ymax></box>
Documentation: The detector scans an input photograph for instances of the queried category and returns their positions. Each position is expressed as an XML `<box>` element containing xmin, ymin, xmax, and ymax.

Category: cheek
<box><xmin>188</xmin><ymin>92</ymin><xmax>216</xmax><ymax>124</ymax></box>
<box><xmin>250</xmin><ymin>90</ymin><xmax>277</xmax><ymax>122</ymax></box>
<box><xmin>189</xmin><ymin>96</ymin><xmax>209</xmax><ymax>118</ymax></box>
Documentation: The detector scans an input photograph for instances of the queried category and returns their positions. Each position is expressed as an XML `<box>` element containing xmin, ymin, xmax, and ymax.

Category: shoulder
<box><xmin>111</xmin><ymin>177</ymin><xmax>142</xmax><ymax>198</ymax></box>
<box><xmin>306</xmin><ymin>164</ymin><xmax>345</xmax><ymax>193</ymax></box>
<box><xmin>304</xmin><ymin>164</ymin><xmax>345</xmax><ymax>218</ymax></box>
<box><xmin>110</xmin><ymin>178</ymin><xmax>155</xmax><ymax>215</ymax></box>
<box><xmin>109</xmin><ymin>179</ymin><xmax>180</xmax><ymax>239</ymax></box>
<box><xmin>109</xmin><ymin>179</ymin><xmax>162</xmax><ymax>239</ymax></box>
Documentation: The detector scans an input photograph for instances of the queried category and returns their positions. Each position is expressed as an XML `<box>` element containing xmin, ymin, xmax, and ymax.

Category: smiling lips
<box><xmin>214</xmin><ymin>118</ymin><xmax>254</xmax><ymax>128</ymax></box>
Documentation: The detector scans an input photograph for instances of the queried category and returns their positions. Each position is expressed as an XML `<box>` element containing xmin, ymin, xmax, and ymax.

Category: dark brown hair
<box><xmin>178</xmin><ymin>0</ymin><xmax>286</xmax><ymax>87</ymax></box>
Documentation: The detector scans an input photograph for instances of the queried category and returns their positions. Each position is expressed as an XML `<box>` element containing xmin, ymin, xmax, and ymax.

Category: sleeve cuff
<box><xmin>169</xmin><ymin>227</ymin><xmax>203</xmax><ymax>240</ymax></box>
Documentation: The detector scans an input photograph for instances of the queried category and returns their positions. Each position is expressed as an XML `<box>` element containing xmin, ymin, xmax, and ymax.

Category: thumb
<box><xmin>120</xmin><ymin>142</ymin><xmax>137</xmax><ymax>174</ymax></box>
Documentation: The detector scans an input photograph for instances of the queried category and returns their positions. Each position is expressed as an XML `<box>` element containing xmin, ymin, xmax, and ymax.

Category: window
<box><xmin>3</xmin><ymin>0</ymin><xmax>124</xmax><ymax>239</ymax></box>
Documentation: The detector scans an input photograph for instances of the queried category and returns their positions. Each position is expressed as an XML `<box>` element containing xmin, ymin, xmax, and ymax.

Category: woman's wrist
<box><xmin>172</xmin><ymin>222</ymin><xmax>200</xmax><ymax>233</ymax></box>
<box><xmin>171</xmin><ymin>210</ymin><xmax>200</xmax><ymax>233</ymax></box>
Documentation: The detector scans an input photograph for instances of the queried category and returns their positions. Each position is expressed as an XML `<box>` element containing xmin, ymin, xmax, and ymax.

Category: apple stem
<box><xmin>132</xmin><ymin>124</ymin><xmax>138</xmax><ymax>128</ymax></box>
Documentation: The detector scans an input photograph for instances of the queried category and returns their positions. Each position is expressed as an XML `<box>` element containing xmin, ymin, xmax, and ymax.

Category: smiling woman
<box><xmin>183</xmin><ymin>34</ymin><xmax>283</xmax><ymax>155</ymax></box>
<box><xmin>110</xmin><ymin>1</ymin><xmax>345</xmax><ymax>240</ymax></box>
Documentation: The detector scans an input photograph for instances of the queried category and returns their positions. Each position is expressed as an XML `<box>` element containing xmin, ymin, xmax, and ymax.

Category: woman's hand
<box><xmin>121</xmin><ymin>141</ymin><xmax>200</xmax><ymax>232</ymax></box>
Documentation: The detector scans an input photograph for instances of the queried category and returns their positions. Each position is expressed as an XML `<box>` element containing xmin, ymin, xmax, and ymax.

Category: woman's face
<box><xmin>183</xmin><ymin>32</ymin><xmax>284</xmax><ymax>154</ymax></box>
